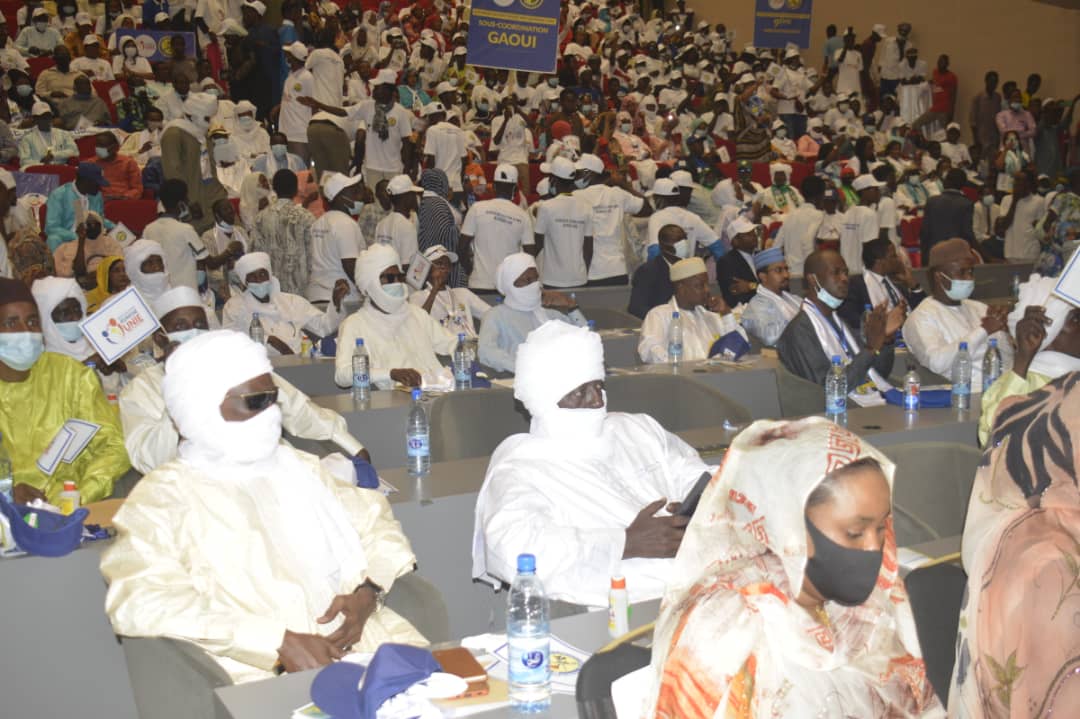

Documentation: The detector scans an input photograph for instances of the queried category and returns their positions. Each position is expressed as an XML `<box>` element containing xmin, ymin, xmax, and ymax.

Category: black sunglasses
<box><xmin>233</xmin><ymin>388</ymin><xmax>279</xmax><ymax>412</ymax></box>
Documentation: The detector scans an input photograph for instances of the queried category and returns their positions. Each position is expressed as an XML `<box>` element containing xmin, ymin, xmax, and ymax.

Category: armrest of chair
<box><xmin>120</xmin><ymin>635</ymin><xmax>233</xmax><ymax>719</ymax></box>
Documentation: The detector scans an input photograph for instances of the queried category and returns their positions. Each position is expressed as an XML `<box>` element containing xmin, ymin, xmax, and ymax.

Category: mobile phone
<box><xmin>676</xmin><ymin>471</ymin><xmax>714</xmax><ymax>518</ymax></box>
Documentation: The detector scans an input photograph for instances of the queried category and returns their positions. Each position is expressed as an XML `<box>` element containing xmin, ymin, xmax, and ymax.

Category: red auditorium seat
<box><xmin>103</xmin><ymin>199</ymin><xmax>158</xmax><ymax>237</ymax></box>
<box><xmin>26</xmin><ymin>57</ymin><xmax>55</xmax><ymax>82</ymax></box>
<box><xmin>76</xmin><ymin>135</ymin><xmax>99</xmax><ymax>160</ymax></box>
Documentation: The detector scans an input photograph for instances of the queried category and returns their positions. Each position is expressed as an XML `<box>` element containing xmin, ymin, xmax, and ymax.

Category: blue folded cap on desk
<box><xmin>311</xmin><ymin>644</ymin><xmax>441</xmax><ymax>719</ymax></box>
<box><xmin>0</xmin><ymin>495</ymin><xmax>88</xmax><ymax>557</ymax></box>
<box><xmin>883</xmin><ymin>388</ymin><xmax>954</xmax><ymax>409</ymax></box>
<box><xmin>709</xmin><ymin>331</ymin><xmax>751</xmax><ymax>361</ymax></box>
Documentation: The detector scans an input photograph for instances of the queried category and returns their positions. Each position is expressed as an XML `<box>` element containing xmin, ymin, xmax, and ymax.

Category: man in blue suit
<box><xmin>45</xmin><ymin>163</ymin><xmax>115</xmax><ymax>252</ymax></box>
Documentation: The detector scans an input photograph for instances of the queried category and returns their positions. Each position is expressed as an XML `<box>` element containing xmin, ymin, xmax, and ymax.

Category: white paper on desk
<box><xmin>80</xmin><ymin>286</ymin><xmax>161</xmax><ymax>365</ymax></box>
<box><xmin>37</xmin><ymin>425</ymin><xmax>74</xmax><ymax>476</ymax></box>
<box><xmin>61</xmin><ymin>419</ymin><xmax>100</xmax><ymax>463</ymax></box>
<box><xmin>1053</xmin><ymin>249</ymin><xmax>1080</xmax><ymax>308</ymax></box>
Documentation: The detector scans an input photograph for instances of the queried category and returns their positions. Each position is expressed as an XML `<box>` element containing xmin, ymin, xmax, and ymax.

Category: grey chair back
<box><xmin>882</xmin><ymin>442</ymin><xmax>982</xmax><ymax>544</ymax></box>
<box><xmin>604</xmin><ymin>374</ymin><xmax>751</xmax><ymax>430</ymax></box>
<box><xmin>583</xmin><ymin>307</ymin><xmax>642</xmax><ymax>330</ymax></box>
<box><xmin>775</xmin><ymin>361</ymin><xmax>824</xmax><ymax>418</ymax></box>
<box><xmin>575</xmin><ymin>643</ymin><xmax>652</xmax><ymax>719</ymax></box>
<box><xmin>428</xmin><ymin>387</ymin><xmax>530</xmax><ymax>462</ymax></box>
<box><xmin>121</xmin><ymin>637</ymin><xmax>233</xmax><ymax>719</ymax></box>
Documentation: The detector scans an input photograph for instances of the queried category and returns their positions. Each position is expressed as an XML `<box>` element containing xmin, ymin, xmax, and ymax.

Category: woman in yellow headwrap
<box><xmin>85</xmin><ymin>255</ymin><xmax>130</xmax><ymax>313</ymax></box>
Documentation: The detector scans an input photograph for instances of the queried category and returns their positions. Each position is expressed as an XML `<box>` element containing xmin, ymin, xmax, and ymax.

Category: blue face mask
<box><xmin>56</xmin><ymin>321</ymin><xmax>83</xmax><ymax>343</ymax></box>
<box><xmin>247</xmin><ymin>281</ymin><xmax>272</xmax><ymax>299</ymax></box>
<box><xmin>0</xmin><ymin>331</ymin><xmax>44</xmax><ymax>371</ymax></box>
<box><xmin>382</xmin><ymin>282</ymin><xmax>406</xmax><ymax>298</ymax></box>
<box><xmin>270</xmin><ymin>144</ymin><xmax>287</xmax><ymax>159</ymax></box>
<box><xmin>196</xmin><ymin>269</ymin><xmax>207</xmax><ymax>288</ymax></box>
<box><xmin>812</xmin><ymin>276</ymin><xmax>844</xmax><ymax>309</ymax></box>
<box><xmin>941</xmin><ymin>274</ymin><xmax>974</xmax><ymax>301</ymax></box>
<box><xmin>351</xmin><ymin>200</ymin><xmax>365</xmax><ymax>216</ymax></box>
<box><xmin>167</xmin><ymin>328</ymin><xmax>205</xmax><ymax>344</ymax></box>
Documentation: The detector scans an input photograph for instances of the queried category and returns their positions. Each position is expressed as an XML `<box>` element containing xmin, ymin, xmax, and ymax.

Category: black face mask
<box><xmin>804</xmin><ymin>516</ymin><xmax>883</xmax><ymax>606</ymax></box>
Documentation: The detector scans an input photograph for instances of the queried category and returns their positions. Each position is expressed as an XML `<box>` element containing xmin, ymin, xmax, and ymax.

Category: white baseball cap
<box><xmin>547</xmin><ymin>156</ymin><xmax>576</xmax><ymax>180</ymax></box>
<box><xmin>435</xmin><ymin>81</ymin><xmax>456</xmax><ymax>95</ymax></box>
<box><xmin>321</xmin><ymin>171</ymin><xmax>363</xmax><ymax>201</ymax></box>
<box><xmin>242</xmin><ymin>0</ymin><xmax>266</xmax><ymax>15</ymax></box>
<box><xmin>728</xmin><ymin>216</ymin><xmax>757</xmax><ymax>236</ymax></box>
<box><xmin>494</xmin><ymin>164</ymin><xmax>518</xmax><ymax>183</ymax></box>
<box><xmin>575</xmin><ymin>154</ymin><xmax>604</xmax><ymax>174</ymax></box>
<box><xmin>647</xmin><ymin>178</ymin><xmax>679</xmax><ymax>197</ymax></box>
<box><xmin>285</xmin><ymin>41</ymin><xmax>308</xmax><ymax>60</ymax></box>
<box><xmin>387</xmin><ymin>174</ymin><xmax>423</xmax><ymax>196</ymax></box>
<box><xmin>852</xmin><ymin>175</ymin><xmax>885</xmax><ymax>192</ymax></box>
<box><xmin>670</xmin><ymin>170</ymin><xmax>694</xmax><ymax>188</ymax></box>
<box><xmin>374</xmin><ymin>68</ymin><xmax>398</xmax><ymax>86</ymax></box>
<box><xmin>423</xmin><ymin>244</ymin><xmax>458</xmax><ymax>264</ymax></box>
<box><xmin>421</xmin><ymin>101</ymin><xmax>446</xmax><ymax>117</ymax></box>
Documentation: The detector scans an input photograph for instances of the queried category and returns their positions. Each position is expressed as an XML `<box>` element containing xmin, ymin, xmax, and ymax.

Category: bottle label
<box><xmin>406</xmin><ymin>433</ymin><xmax>430</xmax><ymax>458</ymax></box>
<box><xmin>509</xmin><ymin>636</ymin><xmax>550</xmax><ymax>684</ymax></box>
<box><xmin>668</xmin><ymin>342</ymin><xmax>683</xmax><ymax>358</ymax></box>
<box><xmin>953</xmin><ymin>382</ymin><xmax>971</xmax><ymax>396</ymax></box>
<box><xmin>353</xmin><ymin>372</ymin><xmax>370</xmax><ymax>388</ymax></box>
<box><xmin>904</xmin><ymin>387</ymin><xmax>920</xmax><ymax>410</ymax></box>
<box><xmin>454</xmin><ymin>368</ymin><xmax>470</xmax><ymax>382</ymax></box>
<box><xmin>827</xmin><ymin>396</ymin><xmax>846</xmax><ymax>414</ymax></box>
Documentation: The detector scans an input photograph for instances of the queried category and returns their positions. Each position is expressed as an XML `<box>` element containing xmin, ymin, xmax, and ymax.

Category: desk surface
<box><xmin>215</xmin><ymin>600</ymin><xmax>662</xmax><ymax>719</ymax></box>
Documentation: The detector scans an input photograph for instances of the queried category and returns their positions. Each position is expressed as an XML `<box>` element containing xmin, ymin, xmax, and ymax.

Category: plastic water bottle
<box><xmin>825</xmin><ymin>355</ymin><xmax>847</xmax><ymax>419</ymax></box>
<box><xmin>453</xmin><ymin>333</ymin><xmax>472</xmax><ymax>391</ymax></box>
<box><xmin>903</xmin><ymin>363</ymin><xmax>921</xmax><ymax>412</ymax></box>
<box><xmin>351</xmin><ymin>338</ymin><xmax>370</xmax><ymax>402</ymax></box>
<box><xmin>587</xmin><ymin>320</ymin><xmax>596</xmax><ymax>332</ymax></box>
<box><xmin>406</xmin><ymin>388</ymin><xmax>430</xmax><ymax>477</ymax></box>
<box><xmin>0</xmin><ymin>432</ymin><xmax>12</xmax><ymax>503</ymax></box>
<box><xmin>951</xmin><ymin>341</ymin><xmax>972</xmax><ymax>410</ymax></box>
<box><xmin>249</xmin><ymin>312</ymin><xmax>265</xmax><ymax>344</ymax></box>
<box><xmin>667</xmin><ymin>311</ymin><xmax>684</xmax><ymax>364</ymax></box>
<box><xmin>1011</xmin><ymin>273</ymin><xmax>1021</xmax><ymax>300</ymax></box>
<box><xmin>860</xmin><ymin>303</ymin><xmax>872</xmax><ymax>344</ymax></box>
<box><xmin>982</xmin><ymin>338</ymin><xmax>1002</xmax><ymax>392</ymax></box>
<box><xmin>508</xmin><ymin>553</ymin><xmax>551</xmax><ymax>712</ymax></box>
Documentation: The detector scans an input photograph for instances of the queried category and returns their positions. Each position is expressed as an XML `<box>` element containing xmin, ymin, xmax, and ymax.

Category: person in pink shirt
<box><xmin>797</xmin><ymin>117</ymin><xmax>824</xmax><ymax>161</ymax></box>
<box><xmin>995</xmin><ymin>88</ymin><xmax>1037</xmax><ymax>156</ymax></box>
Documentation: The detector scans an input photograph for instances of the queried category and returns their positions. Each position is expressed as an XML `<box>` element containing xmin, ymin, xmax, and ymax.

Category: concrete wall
<box><xmin>680</xmin><ymin>0</ymin><xmax>1080</xmax><ymax>142</ymax></box>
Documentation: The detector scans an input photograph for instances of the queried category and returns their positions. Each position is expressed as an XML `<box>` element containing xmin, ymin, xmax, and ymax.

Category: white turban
<box><xmin>354</xmin><ymin>244</ymin><xmax>405</xmax><ymax>314</ymax></box>
<box><xmin>234</xmin><ymin>251</ymin><xmax>271</xmax><ymax>282</ymax></box>
<box><xmin>30</xmin><ymin>276</ymin><xmax>92</xmax><ymax>360</ymax></box>
<box><xmin>235</xmin><ymin>100</ymin><xmax>257</xmax><ymax>116</ymax></box>
<box><xmin>152</xmin><ymin>286</ymin><xmax>203</xmax><ymax>321</ymax></box>
<box><xmin>183</xmin><ymin>92</ymin><xmax>219</xmax><ymax>120</ymax></box>
<box><xmin>514</xmin><ymin>321</ymin><xmax>605</xmax><ymax>420</ymax></box>
<box><xmin>495</xmin><ymin>253</ymin><xmax>541</xmax><ymax>312</ymax></box>
<box><xmin>769</xmin><ymin>162</ymin><xmax>792</xmax><ymax>177</ymax></box>
<box><xmin>124</xmin><ymin>239</ymin><xmax>170</xmax><ymax>301</ymax></box>
<box><xmin>1008</xmin><ymin>274</ymin><xmax>1074</xmax><ymax>352</ymax></box>
<box><xmin>213</xmin><ymin>139</ymin><xmax>240</xmax><ymax>164</ymax></box>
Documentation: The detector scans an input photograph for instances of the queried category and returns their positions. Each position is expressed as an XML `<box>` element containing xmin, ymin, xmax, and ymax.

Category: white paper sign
<box><xmin>109</xmin><ymin>221</ymin><xmax>137</xmax><ymax>248</ymax></box>
<box><xmin>406</xmin><ymin>251</ymin><xmax>432</xmax><ymax>290</ymax></box>
<box><xmin>61</xmin><ymin>420</ymin><xmax>101</xmax><ymax>463</ymax></box>
<box><xmin>80</xmin><ymin>286</ymin><xmax>160</xmax><ymax>365</ymax></box>
<box><xmin>108</xmin><ymin>84</ymin><xmax>126</xmax><ymax>104</ymax></box>
<box><xmin>36</xmin><ymin>426</ymin><xmax>74</xmax><ymax>476</ymax></box>
<box><xmin>1052</xmin><ymin>249</ymin><xmax>1080</xmax><ymax>308</ymax></box>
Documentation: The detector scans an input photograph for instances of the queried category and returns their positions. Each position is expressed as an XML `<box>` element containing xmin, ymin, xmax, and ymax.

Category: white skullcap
<box><xmin>873</xmin><ymin>24</ymin><xmax>886</xmax><ymax>35</ymax></box>
<box><xmin>32</xmin><ymin>101</ymin><xmax>52</xmax><ymax>116</ymax></box>
<box><xmin>1008</xmin><ymin>274</ymin><xmax>1076</xmax><ymax>352</ymax></box>
<box><xmin>163</xmin><ymin>330</ymin><xmax>275</xmax><ymax>460</ymax></box>
<box><xmin>670</xmin><ymin>169</ymin><xmax>694</xmax><ymax>188</ymax></box>
<box><xmin>235</xmin><ymin>100</ymin><xmax>256</xmax><ymax>116</ymax></box>
<box><xmin>514</xmin><ymin>321</ymin><xmax>605</xmax><ymax>418</ymax></box>
<box><xmin>31</xmin><ymin>277</ymin><xmax>91</xmax><ymax>359</ymax></box>
<box><xmin>354</xmin><ymin>243</ymin><xmax>401</xmax><ymax>300</ymax></box>
<box><xmin>374</xmin><ymin>68</ymin><xmax>398</xmax><ymax>86</ymax></box>
<box><xmin>152</xmin><ymin>286</ymin><xmax>202</xmax><ymax>320</ymax></box>
<box><xmin>670</xmin><ymin>257</ymin><xmax>706</xmax><ymax>282</ymax></box>
<box><xmin>495</xmin><ymin>253</ymin><xmax>539</xmax><ymax>312</ymax></box>
<box><xmin>728</xmin><ymin>216</ymin><xmax>757</xmax><ymax>236</ymax></box>
<box><xmin>234</xmin><ymin>251</ymin><xmax>271</xmax><ymax>281</ymax></box>
<box><xmin>183</xmin><ymin>92</ymin><xmax>218</xmax><ymax>119</ymax></box>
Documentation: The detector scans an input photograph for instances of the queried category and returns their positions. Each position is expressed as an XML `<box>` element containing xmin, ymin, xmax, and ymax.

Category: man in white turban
<box><xmin>161</xmin><ymin>91</ymin><xmax>228</xmax><ymax>234</ymax></box>
<box><xmin>123</xmin><ymin>238</ymin><xmax>171</xmax><ymax>304</ymax></box>
<box><xmin>638</xmin><ymin>257</ymin><xmax>747</xmax><ymax>363</ymax></box>
<box><xmin>473</xmin><ymin>321</ymin><xmax>712</xmax><ymax>607</ymax></box>
<box><xmin>476</xmin><ymin>252</ymin><xmax>587</xmax><ymax>373</ymax></box>
<box><xmin>103</xmin><ymin>330</ymin><xmax>422</xmax><ymax>683</ymax></box>
<box><xmin>223</xmin><ymin>252</ymin><xmax>348</xmax><ymax>356</ymax></box>
<box><xmin>978</xmin><ymin>275</ymin><xmax>1080</xmax><ymax>445</ymax></box>
<box><xmin>212</xmin><ymin>138</ymin><xmax>250</xmax><ymax>198</ymax></box>
<box><xmin>334</xmin><ymin>244</ymin><xmax>457</xmax><ymax>389</ymax></box>
<box><xmin>755</xmin><ymin>161</ymin><xmax>803</xmax><ymax>215</ymax></box>
<box><xmin>31</xmin><ymin>276</ymin><xmax>95</xmax><ymax>363</ymax></box>
<box><xmin>120</xmin><ymin>286</ymin><xmax>368</xmax><ymax>473</ymax></box>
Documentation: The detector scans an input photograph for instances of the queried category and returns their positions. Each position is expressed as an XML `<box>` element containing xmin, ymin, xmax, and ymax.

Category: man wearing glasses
<box><xmin>103</xmin><ymin>328</ymin><xmax>424</xmax><ymax>682</ymax></box>
<box><xmin>119</xmin><ymin>286</ymin><xmax>369</xmax><ymax>474</ymax></box>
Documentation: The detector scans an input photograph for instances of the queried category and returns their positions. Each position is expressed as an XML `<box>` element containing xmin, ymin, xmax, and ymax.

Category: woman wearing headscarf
<box><xmin>978</xmin><ymin>274</ymin><xmax>1080</xmax><ymax>445</ymax></box>
<box><xmin>949</xmin><ymin>372</ymin><xmax>1080</xmax><ymax>717</ymax></box>
<box><xmin>239</xmin><ymin>172</ymin><xmax>271</xmax><ymax>231</ymax></box>
<box><xmin>85</xmin><ymin>255</ymin><xmax>129</xmax><ymax>313</ymax></box>
<box><xmin>416</xmin><ymin>168</ymin><xmax>464</xmax><ymax>288</ymax></box>
<box><xmin>630</xmin><ymin>417</ymin><xmax>943</xmax><ymax>718</ymax></box>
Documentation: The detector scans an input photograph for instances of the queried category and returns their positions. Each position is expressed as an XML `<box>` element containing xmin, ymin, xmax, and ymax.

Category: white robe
<box><xmin>334</xmin><ymin>303</ymin><xmax>457</xmax><ymax>389</ymax></box>
<box><xmin>472</xmin><ymin>413</ymin><xmax>710</xmax><ymax>607</ymax></box>
<box><xmin>638</xmin><ymin>297</ymin><xmax>747</xmax><ymax>364</ymax></box>
<box><xmin>118</xmin><ymin>363</ymin><xmax>364</xmax><ymax>474</ymax></box>
<box><xmin>902</xmin><ymin>297</ymin><xmax>1014</xmax><ymax>389</ymax></box>
<box><xmin>222</xmin><ymin>285</ymin><xmax>344</xmax><ymax>356</ymax></box>
<box><xmin>740</xmin><ymin>287</ymin><xmax>802</xmax><ymax>347</ymax></box>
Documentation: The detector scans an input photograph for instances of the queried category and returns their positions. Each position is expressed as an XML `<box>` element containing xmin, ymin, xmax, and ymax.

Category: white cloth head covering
<box><xmin>495</xmin><ymin>252</ymin><xmax>541</xmax><ymax>313</ymax></box>
<box><xmin>234</xmin><ymin>251</ymin><xmax>272</xmax><ymax>282</ymax></box>
<box><xmin>31</xmin><ymin>277</ymin><xmax>92</xmax><ymax>360</ymax></box>
<box><xmin>213</xmin><ymin>139</ymin><xmax>240</xmax><ymax>164</ymax></box>
<box><xmin>1008</xmin><ymin>274</ymin><xmax>1075</xmax><ymax>352</ymax></box>
<box><xmin>238</xmin><ymin>172</ymin><xmax>268</xmax><ymax>229</ymax></box>
<box><xmin>152</xmin><ymin>286</ymin><xmax>203</xmax><ymax>320</ymax></box>
<box><xmin>124</xmin><ymin>239</ymin><xmax>170</xmax><ymax>301</ymax></box>
<box><xmin>355</xmin><ymin>244</ymin><xmax>405</xmax><ymax>314</ymax></box>
<box><xmin>183</xmin><ymin>92</ymin><xmax>219</xmax><ymax>120</ymax></box>
<box><xmin>769</xmin><ymin>161</ymin><xmax>792</xmax><ymax>177</ymax></box>
<box><xmin>513</xmin><ymin>321</ymin><xmax>606</xmax><ymax>441</ymax></box>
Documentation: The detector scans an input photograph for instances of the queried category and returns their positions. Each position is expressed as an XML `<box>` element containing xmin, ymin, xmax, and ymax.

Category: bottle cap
<box><xmin>458</xmin><ymin>333</ymin><xmax>466</xmax><ymax>341</ymax></box>
<box><xmin>832</xmin><ymin>354</ymin><xmax>841</xmax><ymax>363</ymax></box>
<box><xmin>411</xmin><ymin>388</ymin><xmax>422</xmax><ymax>401</ymax></box>
<box><xmin>989</xmin><ymin>338</ymin><xmax>997</xmax><ymax>347</ymax></box>
<box><xmin>516</xmin><ymin>553</ymin><xmax>536</xmax><ymax>573</ymax></box>
<box><xmin>356</xmin><ymin>338</ymin><xmax>364</xmax><ymax>346</ymax></box>
<box><xmin>63</xmin><ymin>481</ymin><xmax>76</xmax><ymax>491</ymax></box>
<box><xmin>672</xmin><ymin>311</ymin><xmax>680</xmax><ymax>318</ymax></box>
<box><xmin>610</xmin><ymin>576</ymin><xmax>626</xmax><ymax>589</ymax></box>
<box><xmin>959</xmin><ymin>341</ymin><xmax>968</xmax><ymax>350</ymax></box>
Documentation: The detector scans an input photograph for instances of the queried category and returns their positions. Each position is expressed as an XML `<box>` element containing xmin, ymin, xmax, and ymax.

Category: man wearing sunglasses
<box><xmin>335</xmin><ymin>243</ymin><xmax>458</xmax><ymax>389</ymax></box>
<box><xmin>104</xmin><ymin>329</ymin><xmax>425</xmax><ymax>681</ymax></box>
<box><xmin>119</xmin><ymin>286</ymin><xmax>368</xmax><ymax>474</ymax></box>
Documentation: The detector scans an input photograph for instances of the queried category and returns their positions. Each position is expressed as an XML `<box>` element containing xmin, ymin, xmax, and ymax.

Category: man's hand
<box><xmin>319</xmin><ymin>585</ymin><xmax>379</xmax><ymax>651</ymax></box>
<box><xmin>331</xmin><ymin>279</ymin><xmax>350</xmax><ymax>312</ymax></box>
<box><xmin>390</xmin><ymin>368</ymin><xmax>422</xmax><ymax>387</ymax></box>
<box><xmin>623</xmin><ymin>499</ymin><xmax>690</xmax><ymax>560</ymax></box>
<box><xmin>540</xmin><ymin>290</ymin><xmax>575</xmax><ymax>310</ymax></box>
<box><xmin>226</xmin><ymin>240</ymin><xmax>245</xmax><ymax>259</ymax></box>
<box><xmin>296</xmin><ymin>95</ymin><xmax>320</xmax><ymax>109</ymax></box>
<box><xmin>268</xmin><ymin>336</ymin><xmax>294</xmax><ymax>355</ymax></box>
<box><xmin>884</xmin><ymin>302</ymin><xmax>906</xmax><ymax>337</ymax></box>
<box><xmin>1012</xmin><ymin>305</ymin><xmax>1048</xmax><ymax>378</ymax></box>
<box><xmin>277</xmin><ymin>630</ymin><xmax>343</xmax><ymax>673</ymax></box>
<box><xmin>13</xmin><ymin>483</ymin><xmax>47</xmax><ymax>505</ymax></box>
<box><xmin>729</xmin><ymin>278</ymin><xmax>756</xmax><ymax>297</ymax></box>
<box><xmin>705</xmin><ymin>294</ymin><xmax>729</xmax><ymax>314</ymax></box>
<box><xmin>42</xmin><ymin>151</ymin><xmax>54</xmax><ymax>164</ymax></box>
<box><xmin>981</xmin><ymin>307</ymin><xmax>1008</xmax><ymax>335</ymax></box>
<box><xmin>138</xmin><ymin>141</ymin><xmax>153</xmax><ymax>154</ymax></box>
<box><xmin>863</xmin><ymin>304</ymin><xmax>888</xmax><ymax>352</ymax></box>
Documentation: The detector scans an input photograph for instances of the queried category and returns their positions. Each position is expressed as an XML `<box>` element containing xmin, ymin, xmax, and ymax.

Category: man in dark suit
<box><xmin>839</xmin><ymin>238</ymin><xmax>927</xmax><ymax>330</ymax></box>
<box><xmin>716</xmin><ymin>216</ymin><xmax>760</xmax><ymax>307</ymax></box>
<box><xmin>628</xmin><ymin>223</ymin><xmax>686</xmax><ymax>319</ymax></box>
<box><xmin>919</xmin><ymin>168</ymin><xmax>975</xmax><ymax>262</ymax></box>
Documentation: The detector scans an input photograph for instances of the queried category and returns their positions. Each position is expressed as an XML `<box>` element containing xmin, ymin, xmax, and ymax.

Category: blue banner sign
<box><xmin>466</xmin><ymin>0</ymin><xmax>561</xmax><ymax>73</ymax></box>
<box><xmin>114</xmin><ymin>29</ymin><xmax>196</xmax><ymax>62</ymax></box>
<box><xmin>753</xmin><ymin>0</ymin><xmax>813</xmax><ymax>49</ymax></box>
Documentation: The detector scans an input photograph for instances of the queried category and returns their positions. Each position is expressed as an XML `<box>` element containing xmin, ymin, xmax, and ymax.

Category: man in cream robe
<box><xmin>120</xmin><ymin>287</ymin><xmax>366</xmax><ymax>474</ymax></box>
<box><xmin>103</xmin><ymin>330</ymin><xmax>422</xmax><ymax>683</ymax></box>
<box><xmin>473</xmin><ymin>321</ymin><xmax>711</xmax><ymax>607</ymax></box>
<box><xmin>334</xmin><ymin>244</ymin><xmax>457</xmax><ymax>389</ymax></box>
<box><xmin>160</xmin><ymin>92</ymin><xmax>228</xmax><ymax>235</ymax></box>
<box><xmin>638</xmin><ymin>257</ymin><xmax>747</xmax><ymax>363</ymax></box>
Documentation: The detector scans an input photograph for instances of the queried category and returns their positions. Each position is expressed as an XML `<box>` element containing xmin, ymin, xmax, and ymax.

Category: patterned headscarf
<box><xmin>417</xmin><ymin>168</ymin><xmax>462</xmax><ymax>288</ymax></box>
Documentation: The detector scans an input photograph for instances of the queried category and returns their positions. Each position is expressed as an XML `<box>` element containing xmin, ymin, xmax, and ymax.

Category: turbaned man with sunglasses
<box><xmin>103</xmin><ymin>329</ymin><xmax>425</xmax><ymax>682</ymax></box>
<box><xmin>118</xmin><ymin>287</ymin><xmax>368</xmax><ymax>474</ymax></box>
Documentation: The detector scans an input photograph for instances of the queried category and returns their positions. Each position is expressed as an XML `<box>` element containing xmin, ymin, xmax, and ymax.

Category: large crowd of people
<box><xmin>0</xmin><ymin>0</ymin><xmax>1078</xmax><ymax>716</ymax></box>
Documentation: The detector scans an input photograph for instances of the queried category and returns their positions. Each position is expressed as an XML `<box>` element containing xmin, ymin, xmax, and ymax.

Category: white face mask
<box><xmin>504</xmin><ymin>279</ymin><xmax>542</xmax><ymax>312</ymax></box>
<box><xmin>55</xmin><ymin>321</ymin><xmax>84</xmax><ymax>343</ymax></box>
<box><xmin>237</xmin><ymin>115</ymin><xmax>255</xmax><ymax>129</ymax></box>
<box><xmin>0</xmin><ymin>331</ymin><xmax>44</xmax><ymax>371</ymax></box>
<box><xmin>941</xmin><ymin>274</ymin><xmax>975</xmax><ymax>301</ymax></box>
<box><xmin>216</xmin><ymin>219</ymin><xmax>233</xmax><ymax>233</ymax></box>
<box><xmin>270</xmin><ymin>144</ymin><xmax>287</xmax><ymax>159</ymax></box>
<box><xmin>136</xmin><ymin>271</ymin><xmax>169</xmax><ymax>297</ymax></box>
<box><xmin>167</xmin><ymin>327</ymin><xmax>205</xmax><ymax>345</ymax></box>
<box><xmin>775</xmin><ymin>128</ymin><xmax>787</xmax><ymax>139</ymax></box>
<box><xmin>213</xmin><ymin>404</ymin><xmax>283</xmax><ymax>464</ymax></box>
<box><xmin>370</xmin><ymin>281</ymin><xmax>407</xmax><ymax>313</ymax></box>
<box><xmin>620</xmin><ymin>122</ymin><xmax>633</xmax><ymax>133</ymax></box>
<box><xmin>247</xmin><ymin>280</ymin><xmax>272</xmax><ymax>299</ymax></box>
<box><xmin>125</xmin><ymin>46</ymin><xmax>137</xmax><ymax>58</ymax></box>
<box><xmin>672</xmin><ymin>238</ymin><xmax>692</xmax><ymax>259</ymax></box>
